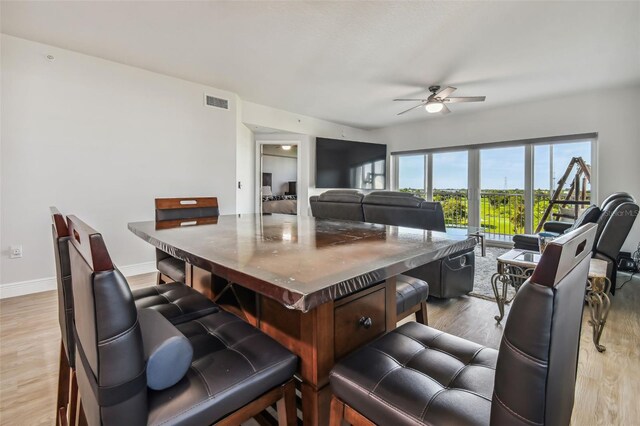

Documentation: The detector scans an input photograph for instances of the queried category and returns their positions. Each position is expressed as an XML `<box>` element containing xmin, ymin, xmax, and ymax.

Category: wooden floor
<box><xmin>1</xmin><ymin>273</ymin><xmax>638</xmax><ymax>425</ymax></box>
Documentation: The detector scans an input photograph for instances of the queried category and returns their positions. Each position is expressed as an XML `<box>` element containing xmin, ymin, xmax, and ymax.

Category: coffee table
<box><xmin>491</xmin><ymin>249</ymin><xmax>611</xmax><ymax>352</ymax></box>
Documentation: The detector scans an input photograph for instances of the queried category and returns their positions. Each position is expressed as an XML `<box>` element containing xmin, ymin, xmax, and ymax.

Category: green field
<box><xmin>399</xmin><ymin>188</ymin><xmax>584</xmax><ymax>235</ymax></box>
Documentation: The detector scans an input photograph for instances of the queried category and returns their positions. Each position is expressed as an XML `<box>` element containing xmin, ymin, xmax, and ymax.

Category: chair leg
<box><xmin>76</xmin><ymin>398</ymin><xmax>88</xmax><ymax>426</ymax></box>
<box><xmin>276</xmin><ymin>380</ymin><xmax>297</xmax><ymax>426</ymax></box>
<box><xmin>56</xmin><ymin>341</ymin><xmax>70</xmax><ymax>426</ymax></box>
<box><xmin>69</xmin><ymin>370</ymin><xmax>78</xmax><ymax>426</ymax></box>
<box><xmin>415</xmin><ymin>301</ymin><xmax>429</xmax><ymax>325</ymax></box>
<box><xmin>330</xmin><ymin>395</ymin><xmax>346</xmax><ymax>426</ymax></box>
<box><xmin>156</xmin><ymin>271</ymin><xmax>163</xmax><ymax>285</ymax></box>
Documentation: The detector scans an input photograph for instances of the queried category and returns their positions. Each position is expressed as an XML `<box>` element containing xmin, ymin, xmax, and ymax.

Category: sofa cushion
<box><xmin>318</xmin><ymin>189</ymin><xmax>364</xmax><ymax>203</ymax></box>
<box><xmin>512</xmin><ymin>233</ymin><xmax>546</xmax><ymax>251</ymax></box>
<box><xmin>362</xmin><ymin>191</ymin><xmax>424</xmax><ymax>208</ymax></box>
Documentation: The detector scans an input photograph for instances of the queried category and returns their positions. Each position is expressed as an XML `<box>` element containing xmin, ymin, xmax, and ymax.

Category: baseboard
<box><xmin>117</xmin><ymin>261</ymin><xmax>157</xmax><ymax>278</ymax></box>
<box><xmin>0</xmin><ymin>261</ymin><xmax>157</xmax><ymax>300</ymax></box>
<box><xmin>0</xmin><ymin>276</ymin><xmax>57</xmax><ymax>300</ymax></box>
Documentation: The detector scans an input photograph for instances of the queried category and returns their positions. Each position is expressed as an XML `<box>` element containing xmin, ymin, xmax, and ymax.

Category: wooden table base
<box><xmin>189</xmin><ymin>264</ymin><xmax>398</xmax><ymax>426</ymax></box>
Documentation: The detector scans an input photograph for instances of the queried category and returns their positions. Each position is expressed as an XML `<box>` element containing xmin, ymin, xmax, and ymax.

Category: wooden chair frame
<box><xmin>397</xmin><ymin>300</ymin><xmax>429</xmax><ymax>325</ymax></box>
<box><xmin>52</xmin><ymin>207</ymin><xmax>79</xmax><ymax>426</ymax></box>
<box><xmin>217</xmin><ymin>379</ymin><xmax>297</xmax><ymax>426</ymax></box>
<box><xmin>330</xmin><ymin>395</ymin><xmax>375</xmax><ymax>426</ymax></box>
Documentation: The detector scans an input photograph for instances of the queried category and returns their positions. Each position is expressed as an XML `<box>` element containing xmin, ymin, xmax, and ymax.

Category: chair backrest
<box><xmin>491</xmin><ymin>223</ymin><xmax>597</xmax><ymax>426</ymax></box>
<box><xmin>594</xmin><ymin>193</ymin><xmax>638</xmax><ymax>260</ymax></box>
<box><xmin>564</xmin><ymin>204</ymin><xmax>600</xmax><ymax>234</ymax></box>
<box><xmin>309</xmin><ymin>190</ymin><xmax>365</xmax><ymax>222</ymax></box>
<box><xmin>51</xmin><ymin>207</ymin><xmax>75</xmax><ymax>368</ymax></box>
<box><xmin>362</xmin><ymin>191</ymin><xmax>446</xmax><ymax>232</ymax></box>
<box><xmin>155</xmin><ymin>197</ymin><xmax>219</xmax><ymax>221</ymax></box>
<box><xmin>67</xmin><ymin>215</ymin><xmax>147</xmax><ymax>425</ymax></box>
<box><xmin>599</xmin><ymin>191</ymin><xmax>632</xmax><ymax>208</ymax></box>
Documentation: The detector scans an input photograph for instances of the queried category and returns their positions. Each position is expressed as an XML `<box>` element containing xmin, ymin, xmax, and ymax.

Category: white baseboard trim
<box><xmin>117</xmin><ymin>261</ymin><xmax>157</xmax><ymax>278</ymax></box>
<box><xmin>0</xmin><ymin>276</ymin><xmax>57</xmax><ymax>300</ymax></box>
<box><xmin>0</xmin><ymin>261</ymin><xmax>157</xmax><ymax>300</ymax></box>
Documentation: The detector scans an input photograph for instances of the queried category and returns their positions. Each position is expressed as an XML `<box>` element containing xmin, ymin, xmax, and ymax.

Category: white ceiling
<box><xmin>2</xmin><ymin>1</ymin><xmax>639</xmax><ymax>130</ymax></box>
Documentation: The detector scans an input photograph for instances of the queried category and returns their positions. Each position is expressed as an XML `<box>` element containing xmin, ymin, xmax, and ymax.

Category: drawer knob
<box><xmin>359</xmin><ymin>317</ymin><xmax>373</xmax><ymax>329</ymax></box>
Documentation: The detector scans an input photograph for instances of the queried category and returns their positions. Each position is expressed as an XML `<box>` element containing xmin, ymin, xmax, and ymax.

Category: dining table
<box><xmin>128</xmin><ymin>213</ymin><xmax>476</xmax><ymax>426</ymax></box>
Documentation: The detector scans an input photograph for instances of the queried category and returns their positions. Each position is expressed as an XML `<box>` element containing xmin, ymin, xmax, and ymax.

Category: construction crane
<box><xmin>535</xmin><ymin>156</ymin><xmax>591</xmax><ymax>232</ymax></box>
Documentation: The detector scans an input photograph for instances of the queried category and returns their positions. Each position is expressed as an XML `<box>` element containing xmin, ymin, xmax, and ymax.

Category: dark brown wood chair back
<box><xmin>155</xmin><ymin>197</ymin><xmax>219</xmax><ymax>221</ymax></box>
<box><xmin>51</xmin><ymin>207</ymin><xmax>75</xmax><ymax>368</ymax></box>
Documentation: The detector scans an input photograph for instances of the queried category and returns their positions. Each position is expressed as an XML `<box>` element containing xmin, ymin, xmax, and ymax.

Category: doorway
<box><xmin>257</xmin><ymin>142</ymin><xmax>300</xmax><ymax>215</ymax></box>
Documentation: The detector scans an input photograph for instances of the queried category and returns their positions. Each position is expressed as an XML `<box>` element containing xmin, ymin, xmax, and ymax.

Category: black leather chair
<box><xmin>51</xmin><ymin>208</ymin><xmax>223</xmax><ymax>424</ymax></box>
<box><xmin>155</xmin><ymin>197</ymin><xmax>220</xmax><ymax>283</ymax></box>
<box><xmin>66</xmin><ymin>214</ymin><xmax>298</xmax><ymax>426</ymax></box>
<box><xmin>514</xmin><ymin>192</ymin><xmax>638</xmax><ymax>293</ymax></box>
<box><xmin>309</xmin><ymin>190</ymin><xmax>431</xmax><ymax>324</ymax></box>
<box><xmin>329</xmin><ymin>223</ymin><xmax>597</xmax><ymax>426</ymax></box>
<box><xmin>362</xmin><ymin>191</ymin><xmax>476</xmax><ymax>299</ymax></box>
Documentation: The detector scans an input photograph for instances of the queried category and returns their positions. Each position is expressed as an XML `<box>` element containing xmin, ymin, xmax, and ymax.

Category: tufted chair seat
<box><xmin>331</xmin><ymin>321</ymin><xmax>497</xmax><ymax>425</ymax></box>
<box><xmin>147</xmin><ymin>307</ymin><xmax>298</xmax><ymax>425</ymax></box>
<box><xmin>156</xmin><ymin>256</ymin><xmax>186</xmax><ymax>283</ymax></box>
<box><xmin>395</xmin><ymin>275</ymin><xmax>429</xmax><ymax>316</ymax></box>
<box><xmin>330</xmin><ymin>223</ymin><xmax>598</xmax><ymax>426</ymax></box>
<box><xmin>132</xmin><ymin>282</ymin><xmax>219</xmax><ymax>325</ymax></box>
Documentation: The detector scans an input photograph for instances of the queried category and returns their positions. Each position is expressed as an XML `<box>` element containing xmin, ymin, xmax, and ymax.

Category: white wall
<box><xmin>262</xmin><ymin>155</ymin><xmax>297</xmax><ymax>195</ymax></box>
<box><xmin>370</xmin><ymin>86</ymin><xmax>640</xmax><ymax>251</ymax></box>
<box><xmin>244</xmin><ymin>101</ymin><xmax>374</xmax><ymax>215</ymax></box>
<box><xmin>0</xmin><ymin>35</ymin><xmax>238</xmax><ymax>289</ymax></box>
<box><xmin>235</xmin><ymin>98</ymin><xmax>255</xmax><ymax>214</ymax></box>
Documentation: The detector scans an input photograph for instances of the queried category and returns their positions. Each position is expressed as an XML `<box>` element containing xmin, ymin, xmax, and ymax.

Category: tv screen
<box><xmin>316</xmin><ymin>138</ymin><xmax>386</xmax><ymax>189</ymax></box>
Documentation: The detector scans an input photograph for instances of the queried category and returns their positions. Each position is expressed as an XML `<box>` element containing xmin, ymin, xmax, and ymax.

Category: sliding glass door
<box><xmin>480</xmin><ymin>146</ymin><xmax>525</xmax><ymax>239</ymax></box>
<box><xmin>393</xmin><ymin>137</ymin><xmax>594</xmax><ymax>241</ymax></box>
<box><xmin>432</xmin><ymin>151</ymin><xmax>468</xmax><ymax>228</ymax></box>
<box><xmin>533</xmin><ymin>141</ymin><xmax>592</xmax><ymax>231</ymax></box>
<box><xmin>397</xmin><ymin>155</ymin><xmax>426</xmax><ymax>198</ymax></box>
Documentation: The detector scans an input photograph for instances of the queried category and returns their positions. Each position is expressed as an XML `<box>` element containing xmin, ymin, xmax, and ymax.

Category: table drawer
<box><xmin>334</xmin><ymin>287</ymin><xmax>387</xmax><ymax>360</ymax></box>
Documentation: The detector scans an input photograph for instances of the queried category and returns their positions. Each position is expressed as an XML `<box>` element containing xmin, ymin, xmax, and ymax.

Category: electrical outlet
<box><xmin>10</xmin><ymin>245</ymin><xmax>23</xmax><ymax>259</ymax></box>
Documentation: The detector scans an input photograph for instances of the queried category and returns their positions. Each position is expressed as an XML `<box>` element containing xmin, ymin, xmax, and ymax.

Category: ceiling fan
<box><xmin>394</xmin><ymin>85</ymin><xmax>486</xmax><ymax>115</ymax></box>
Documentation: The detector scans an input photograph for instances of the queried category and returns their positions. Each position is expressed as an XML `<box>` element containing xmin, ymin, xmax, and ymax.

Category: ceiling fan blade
<box><xmin>435</xmin><ymin>86</ymin><xmax>456</xmax><ymax>99</ymax></box>
<box><xmin>397</xmin><ymin>103</ymin><xmax>425</xmax><ymax>115</ymax></box>
<box><xmin>445</xmin><ymin>96</ymin><xmax>486</xmax><ymax>103</ymax></box>
<box><xmin>441</xmin><ymin>104</ymin><xmax>451</xmax><ymax>114</ymax></box>
<box><xmin>393</xmin><ymin>99</ymin><xmax>427</xmax><ymax>102</ymax></box>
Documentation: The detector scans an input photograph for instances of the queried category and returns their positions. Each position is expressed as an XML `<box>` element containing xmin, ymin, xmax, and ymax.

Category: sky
<box><xmin>398</xmin><ymin>141</ymin><xmax>591</xmax><ymax>191</ymax></box>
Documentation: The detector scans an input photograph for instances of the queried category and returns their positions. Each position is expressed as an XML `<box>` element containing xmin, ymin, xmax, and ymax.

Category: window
<box><xmin>397</xmin><ymin>155</ymin><xmax>426</xmax><ymax>197</ymax></box>
<box><xmin>392</xmin><ymin>136</ymin><xmax>595</xmax><ymax>240</ymax></box>
<box><xmin>432</xmin><ymin>151</ymin><xmax>468</xmax><ymax>227</ymax></box>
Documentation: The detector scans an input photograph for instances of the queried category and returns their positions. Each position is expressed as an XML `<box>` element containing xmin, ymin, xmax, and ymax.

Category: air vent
<box><xmin>204</xmin><ymin>94</ymin><xmax>229</xmax><ymax>110</ymax></box>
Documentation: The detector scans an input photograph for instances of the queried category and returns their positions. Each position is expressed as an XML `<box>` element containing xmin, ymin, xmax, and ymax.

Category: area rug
<box><xmin>470</xmin><ymin>245</ymin><xmax>514</xmax><ymax>301</ymax></box>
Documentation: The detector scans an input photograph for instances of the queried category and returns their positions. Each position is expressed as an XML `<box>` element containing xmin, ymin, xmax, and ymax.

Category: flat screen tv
<box><xmin>316</xmin><ymin>138</ymin><xmax>386</xmax><ymax>189</ymax></box>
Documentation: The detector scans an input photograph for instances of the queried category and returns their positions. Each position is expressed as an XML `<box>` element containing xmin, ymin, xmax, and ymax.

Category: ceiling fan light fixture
<box><xmin>281</xmin><ymin>145</ymin><xmax>292</xmax><ymax>150</ymax></box>
<box><xmin>425</xmin><ymin>102</ymin><xmax>444</xmax><ymax>113</ymax></box>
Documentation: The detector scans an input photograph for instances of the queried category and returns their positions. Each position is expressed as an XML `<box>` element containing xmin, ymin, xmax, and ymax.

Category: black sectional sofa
<box><xmin>310</xmin><ymin>190</ymin><xmax>476</xmax><ymax>298</ymax></box>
